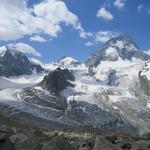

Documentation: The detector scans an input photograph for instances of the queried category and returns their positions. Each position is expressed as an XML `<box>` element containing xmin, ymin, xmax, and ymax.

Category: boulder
<box><xmin>41</xmin><ymin>135</ymin><xmax>76</xmax><ymax>150</ymax></box>
<box><xmin>93</xmin><ymin>135</ymin><xmax>121</xmax><ymax>150</ymax></box>
<box><xmin>10</xmin><ymin>133</ymin><xmax>40</xmax><ymax>150</ymax></box>
<box><xmin>132</xmin><ymin>140</ymin><xmax>150</xmax><ymax>150</ymax></box>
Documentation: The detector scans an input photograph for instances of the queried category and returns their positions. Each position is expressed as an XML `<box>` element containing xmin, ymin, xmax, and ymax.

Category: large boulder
<box><xmin>0</xmin><ymin>127</ymin><xmax>14</xmax><ymax>150</ymax></box>
<box><xmin>93</xmin><ymin>135</ymin><xmax>121</xmax><ymax>150</ymax></box>
<box><xmin>10</xmin><ymin>133</ymin><xmax>40</xmax><ymax>150</ymax></box>
<box><xmin>41</xmin><ymin>136</ymin><xmax>76</xmax><ymax>150</ymax></box>
<box><xmin>132</xmin><ymin>140</ymin><xmax>150</xmax><ymax>150</ymax></box>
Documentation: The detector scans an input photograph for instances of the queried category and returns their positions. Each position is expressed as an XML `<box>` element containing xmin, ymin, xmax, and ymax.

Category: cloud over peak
<box><xmin>11</xmin><ymin>43</ymin><xmax>41</xmax><ymax>57</ymax></box>
<box><xmin>95</xmin><ymin>31</ymin><xmax>118</xmax><ymax>43</ymax></box>
<box><xmin>0</xmin><ymin>43</ymin><xmax>41</xmax><ymax>57</ymax></box>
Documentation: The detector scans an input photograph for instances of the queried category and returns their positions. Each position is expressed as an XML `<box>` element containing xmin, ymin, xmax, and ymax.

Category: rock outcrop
<box><xmin>40</xmin><ymin>67</ymin><xmax>75</xmax><ymax>94</ymax></box>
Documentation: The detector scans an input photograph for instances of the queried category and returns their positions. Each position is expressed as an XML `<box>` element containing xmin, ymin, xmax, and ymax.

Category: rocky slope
<box><xmin>0</xmin><ymin>115</ymin><xmax>150</xmax><ymax>150</ymax></box>
<box><xmin>0</xmin><ymin>45</ymin><xmax>44</xmax><ymax>77</ymax></box>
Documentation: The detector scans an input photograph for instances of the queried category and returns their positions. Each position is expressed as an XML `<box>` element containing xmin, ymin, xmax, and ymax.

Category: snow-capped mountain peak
<box><xmin>104</xmin><ymin>34</ymin><xmax>139</xmax><ymax>51</ymax></box>
<box><xmin>0</xmin><ymin>45</ymin><xmax>22</xmax><ymax>58</ymax></box>
<box><xmin>85</xmin><ymin>34</ymin><xmax>150</xmax><ymax>68</ymax></box>
<box><xmin>0</xmin><ymin>44</ymin><xmax>44</xmax><ymax>77</ymax></box>
<box><xmin>57</xmin><ymin>56</ymin><xmax>80</xmax><ymax>67</ymax></box>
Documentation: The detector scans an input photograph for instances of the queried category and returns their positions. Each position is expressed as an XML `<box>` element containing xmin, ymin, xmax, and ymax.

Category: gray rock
<box><xmin>0</xmin><ymin>138</ymin><xmax>14</xmax><ymax>150</ymax></box>
<box><xmin>0</xmin><ymin>132</ymin><xmax>7</xmax><ymax>141</ymax></box>
<box><xmin>41</xmin><ymin>136</ymin><xmax>76</xmax><ymax>150</ymax></box>
<box><xmin>93</xmin><ymin>135</ymin><xmax>121</xmax><ymax>150</ymax></box>
<box><xmin>132</xmin><ymin>140</ymin><xmax>150</xmax><ymax>150</ymax></box>
<box><xmin>40</xmin><ymin>67</ymin><xmax>75</xmax><ymax>94</ymax></box>
<box><xmin>0</xmin><ymin>127</ymin><xmax>14</xmax><ymax>150</ymax></box>
<box><xmin>10</xmin><ymin>133</ymin><xmax>40</xmax><ymax>150</ymax></box>
<box><xmin>79</xmin><ymin>140</ymin><xmax>94</xmax><ymax>150</ymax></box>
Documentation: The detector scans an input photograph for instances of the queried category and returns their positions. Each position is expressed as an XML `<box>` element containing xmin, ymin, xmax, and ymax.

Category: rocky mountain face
<box><xmin>0</xmin><ymin>46</ymin><xmax>44</xmax><ymax>77</ymax></box>
<box><xmin>138</xmin><ymin>61</ymin><xmax>150</xmax><ymax>96</ymax></box>
<box><xmin>40</xmin><ymin>67</ymin><xmax>75</xmax><ymax>94</ymax></box>
<box><xmin>86</xmin><ymin>34</ymin><xmax>150</xmax><ymax>68</ymax></box>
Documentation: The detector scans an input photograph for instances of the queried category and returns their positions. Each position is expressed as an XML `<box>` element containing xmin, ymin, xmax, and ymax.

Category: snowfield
<box><xmin>0</xmin><ymin>74</ymin><xmax>45</xmax><ymax>89</ymax></box>
<box><xmin>0</xmin><ymin>73</ymin><xmax>45</xmax><ymax>114</ymax></box>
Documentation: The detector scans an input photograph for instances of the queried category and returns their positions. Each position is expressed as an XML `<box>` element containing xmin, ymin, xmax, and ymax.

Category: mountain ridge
<box><xmin>85</xmin><ymin>34</ymin><xmax>150</xmax><ymax>69</ymax></box>
<box><xmin>0</xmin><ymin>46</ymin><xmax>44</xmax><ymax>77</ymax></box>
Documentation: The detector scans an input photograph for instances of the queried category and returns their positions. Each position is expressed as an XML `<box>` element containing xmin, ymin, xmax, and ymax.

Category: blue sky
<box><xmin>0</xmin><ymin>0</ymin><xmax>150</xmax><ymax>62</ymax></box>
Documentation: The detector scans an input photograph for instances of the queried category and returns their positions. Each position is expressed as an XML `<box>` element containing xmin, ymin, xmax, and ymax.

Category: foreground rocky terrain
<box><xmin>0</xmin><ymin>114</ymin><xmax>150</xmax><ymax>150</ymax></box>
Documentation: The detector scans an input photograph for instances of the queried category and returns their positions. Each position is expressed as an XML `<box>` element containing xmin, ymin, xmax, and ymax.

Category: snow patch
<box><xmin>105</xmin><ymin>47</ymin><xmax>118</xmax><ymax>58</ymax></box>
<box><xmin>58</xmin><ymin>56</ymin><xmax>79</xmax><ymax>67</ymax></box>
<box><xmin>113</xmin><ymin>40</ymin><xmax>124</xmax><ymax>49</ymax></box>
<box><xmin>30</xmin><ymin>58</ymin><xmax>57</xmax><ymax>71</ymax></box>
<box><xmin>0</xmin><ymin>74</ymin><xmax>44</xmax><ymax>89</ymax></box>
<box><xmin>147</xmin><ymin>103</ymin><xmax>150</xmax><ymax>109</ymax></box>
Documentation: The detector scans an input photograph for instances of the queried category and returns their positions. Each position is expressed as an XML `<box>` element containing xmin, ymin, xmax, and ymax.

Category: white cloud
<box><xmin>137</xmin><ymin>4</ymin><xmax>144</xmax><ymax>12</ymax></box>
<box><xmin>113</xmin><ymin>0</ymin><xmax>126</xmax><ymax>9</ymax></box>
<box><xmin>0</xmin><ymin>0</ymin><xmax>90</xmax><ymax>41</ymax></box>
<box><xmin>11</xmin><ymin>43</ymin><xmax>41</xmax><ymax>57</ymax></box>
<box><xmin>95</xmin><ymin>31</ymin><xmax>118</xmax><ymax>43</ymax></box>
<box><xmin>85</xmin><ymin>42</ymin><xmax>94</xmax><ymax>47</ymax></box>
<box><xmin>0</xmin><ymin>43</ymin><xmax>41</xmax><ymax>57</ymax></box>
<box><xmin>30</xmin><ymin>35</ymin><xmax>47</xmax><ymax>42</ymax></box>
<box><xmin>137</xmin><ymin>4</ymin><xmax>150</xmax><ymax>15</ymax></box>
<box><xmin>97</xmin><ymin>7</ymin><xmax>114</xmax><ymax>21</ymax></box>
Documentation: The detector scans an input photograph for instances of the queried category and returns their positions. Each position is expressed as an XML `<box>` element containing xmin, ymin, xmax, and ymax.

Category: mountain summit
<box><xmin>86</xmin><ymin>34</ymin><xmax>150</xmax><ymax>68</ymax></box>
<box><xmin>0</xmin><ymin>45</ymin><xmax>44</xmax><ymax>77</ymax></box>
<box><xmin>57</xmin><ymin>56</ymin><xmax>80</xmax><ymax>67</ymax></box>
<box><xmin>104</xmin><ymin>34</ymin><xmax>140</xmax><ymax>51</ymax></box>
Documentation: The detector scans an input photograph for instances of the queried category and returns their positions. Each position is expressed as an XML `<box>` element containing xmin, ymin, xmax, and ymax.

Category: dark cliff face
<box><xmin>40</xmin><ymin>68</ymin><xmax>75</xmax><ymax>94</ymax></box>
<box><xmin>0</xmin><ymin>49</ymin><xmax>44</xmax><ymax>77</ymax></box>
<box><xmin>85</xmin><ymin>34</ymin><xmax>150</xmax><ymax>68</ymax></box>
<box><xmin>138</xmin><ymin>61</ymin><xmax>150</xmax><ymax>96</ymax></box>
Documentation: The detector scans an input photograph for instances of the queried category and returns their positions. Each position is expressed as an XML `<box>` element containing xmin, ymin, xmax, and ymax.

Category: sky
<box><xmin>0</xmin><ymin>0</ymin><xmax>150</xmax><ymax>62</ymax></box>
